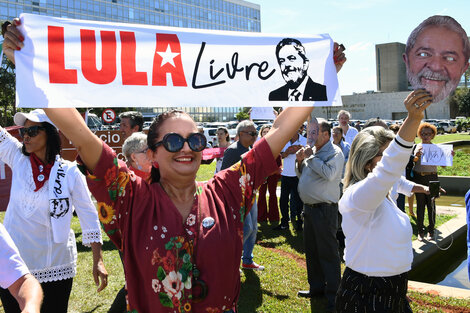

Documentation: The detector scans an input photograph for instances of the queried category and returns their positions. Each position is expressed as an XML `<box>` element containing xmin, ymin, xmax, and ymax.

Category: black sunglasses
<box><xmin>152</xmin><ymin>133</ymin><xmax>207</xmax><ymax>153</ymax></box>
<box><xmin>19</xmin><ymin>126</ymin><xmax>46</xmax><ymax>138</ymax></box>
<box><xmin>242</xmin><ymin>130</ymin><xmax>258</xmax><ymax>137</ymax></box>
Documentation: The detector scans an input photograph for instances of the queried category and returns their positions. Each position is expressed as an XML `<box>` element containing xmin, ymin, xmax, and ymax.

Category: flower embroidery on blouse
<box><xmin>97</xmin><ymin>202</ymin><xmax>115</xmax><ymax>224</ymax></box>
<box><xmin>104</xmin><ymin>160</ymin><xmax>118</xmax><ymax>186</ymax></box>
<box><xmin>186</xmin><ymin>214</ymin><xmax>196</xmax><ymax>226</ymax></box>
<box><xmin>152</xmin><ymin>236</ymin><xmax>193</xmax><ymax>311</ymax></box>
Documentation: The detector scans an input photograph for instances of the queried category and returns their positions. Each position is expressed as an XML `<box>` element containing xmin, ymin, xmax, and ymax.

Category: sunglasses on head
<box><xmin>152</xmin><ymin>133</ymin><xmax>207</xmax><ymax>153</ymax></box>
<box><xmin>242</xmin><ymin>130</ymin><xmax>258</xmax><ymax>137</ymax></box>
<box><xmin>19</xmin><ymin>125</ymin><xmax>46</xmax><ymax>138</ymax></box>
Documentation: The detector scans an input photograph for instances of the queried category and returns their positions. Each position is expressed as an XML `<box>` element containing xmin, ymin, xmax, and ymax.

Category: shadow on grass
<box><xmin>239</xmin><ymin>270</ymin><xmax>291</xmax><ymax>311</ymax></box>
<box><xmin>82</xmin><ymin>305</ymin><xmax>102</xmax><ymax>313</ymax></box>
<box><xmin>239</xmin><ymin>270</ymin><xmax>262</xmax><ymax>311</ymax></box>
<box><xmin>256</xmin><ymin>222</ymin><xmax>305</xmax><ymax>254</ymax></box>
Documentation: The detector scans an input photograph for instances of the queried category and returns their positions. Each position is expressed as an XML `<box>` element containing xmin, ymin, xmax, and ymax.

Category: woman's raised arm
<box><xmin>44</xmin><ymin>108</ymin><xmax>102</xmax><ymax>172</ymax></box>
<box><xmin>2</xmin><ymin>20</ymin><xmax>103</xmax><ymax>171</ymax></box>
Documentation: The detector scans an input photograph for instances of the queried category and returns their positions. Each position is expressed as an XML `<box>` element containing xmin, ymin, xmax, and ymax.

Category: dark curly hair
<box><xmin>147</xmin><ymin>110</ymin><xmax>193</xmax><ymax>184</ymax></box>
<box><xmin>21</xmin><ymin>122</ymin><xmax>61</xmax><ymax>164</ymax></box>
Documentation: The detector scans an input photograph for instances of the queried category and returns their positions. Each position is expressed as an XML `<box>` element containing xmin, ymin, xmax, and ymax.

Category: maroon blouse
<box><xmin>83</xmin><ymin>138</ymin><xmax>277</xmax><ymax>313</ymax></box>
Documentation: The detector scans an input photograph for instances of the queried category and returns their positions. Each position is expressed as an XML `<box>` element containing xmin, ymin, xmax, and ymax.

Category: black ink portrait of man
<box><xmin>403</xmin><ymin>15</ymin><xmax>469</xmax><ymax>103</ymax></box>
<box><xmin>269</xmin><ymin>38</ymin><xmax>328</xmax><ymax>101</ymax></box>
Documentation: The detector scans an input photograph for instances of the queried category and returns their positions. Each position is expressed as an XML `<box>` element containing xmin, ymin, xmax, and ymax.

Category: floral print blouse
<box><xmin>82</xmin><ymin>138</ymin><xmax>277</xmax><ymax>313</ymax></box>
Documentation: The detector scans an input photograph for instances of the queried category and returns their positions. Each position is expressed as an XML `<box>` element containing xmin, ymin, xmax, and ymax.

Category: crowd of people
<box><xmin>0</xmin><ymin>13</ymin><xmax>469</xmax><ymax>313</ymax></box>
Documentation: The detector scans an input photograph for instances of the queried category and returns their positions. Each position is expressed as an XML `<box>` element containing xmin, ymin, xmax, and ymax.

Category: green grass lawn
<box><xmin>416</xmin><ymin>133</ymin><xmax>470</xmax><ymax>144</ymax></box>
<box><xmin>0</xmin><ymin>198</ymin><xmax>465</xmax><ymax>312</ymax></box>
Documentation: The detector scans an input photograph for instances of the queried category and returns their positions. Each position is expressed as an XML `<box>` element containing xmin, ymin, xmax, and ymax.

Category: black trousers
<box><xmin>303</xmin><ymin>203</ymin><xmax>341</xmax><ymax>310</ymax></box>
<box><xmin>279</xmin><ymin>176</ymin><xmax>303</xmax><ymax>226</ymax></box>
<box><xmin>0</xmin><ymin>278</ymin><xmax>73</xmax><ymax>313</ymax></box>
<box><xmin>336</xmin><ymin>267</ymin><xmax>412</xmax><ymax>313</ymax></box>
<box><xmin>413</xmin><ymin>172</ymin><xmax>438</xmax><ymax>235</ymax></box>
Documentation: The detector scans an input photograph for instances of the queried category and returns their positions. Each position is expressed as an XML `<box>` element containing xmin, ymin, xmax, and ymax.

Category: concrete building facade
<box><xmin>376</xmin><ymin>42</ymin><xmax>409</xmax><ymax>92</ymax></box>
<box><xmin>315</xmin><ymin>91</ymin><xmax>449</xmax><ymax>121</ymax></box>
<box><xmin>0</xmin><ymin>0</ymin><xmax>260</xmax><ymax>122</ymax></box>
<box><xmin>0</xmin><ymin>0</ymin><xmax>260</xmax><ymax>32</ymax></box>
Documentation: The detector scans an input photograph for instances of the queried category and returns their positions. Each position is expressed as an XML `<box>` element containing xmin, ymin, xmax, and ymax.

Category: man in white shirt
<box><xmin>337</xmin><ymin>110</ymin><xmax>358</xmax><ymax>146</ymax></box>
<box><xmin>0</xmin><ymin>223</ymin><xmax>42</xmax><ymax>313</ymax></box>
<box><xmin>274</xmin><ymin>131</ymin><xmax>307</xmax><ymax>231</ymax></box>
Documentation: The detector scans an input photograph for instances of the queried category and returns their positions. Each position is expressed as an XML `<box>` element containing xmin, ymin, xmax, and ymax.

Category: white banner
<box><xmin>421</xmin><ymin>143</ymin><xmax>453</xmax><ymax>167</ymax></box>
<box><xmin>15</xmin><ymin>14</ymin><xmax>342</xmax><ymax>108</ymax></box>
<box><xmin>250</xmin><ymin>107</ymin><xmax>275</xmax><ymax>120</ymax></box>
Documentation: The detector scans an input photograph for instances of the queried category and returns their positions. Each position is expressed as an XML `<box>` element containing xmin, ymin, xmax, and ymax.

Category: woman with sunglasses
<box><xmin>122</xmin><ymin>132</ymin><xmax>152</xmax><ymax>181</ymax></box>
<box><xmin>0</xmin><ymin>109</ymin><xmax>108</xmax><ymax>313</ymax></box>
<box><xmin>42</xmin><ymin>102</ymin><xmax>345</xmax><ymax>312</ymax></box>
<box><xmin>3</xmin><ymin>20</ymin><xmax>346</xmax><ymax>312</ymax></box>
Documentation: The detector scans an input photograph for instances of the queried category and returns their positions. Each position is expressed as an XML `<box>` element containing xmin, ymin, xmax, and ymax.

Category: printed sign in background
<box><xmin>16</xmin><ymin>13</ymin><xmax>341</xmax><ymax>109</ymax></box>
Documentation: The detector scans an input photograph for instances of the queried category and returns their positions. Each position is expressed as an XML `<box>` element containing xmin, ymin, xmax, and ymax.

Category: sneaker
<box><xmin>417</xmin><ymin>233</ymin><xmax>425</xmax><ymax>242</ymax></box>
<box><xmin>273</xmin><ymin>224</ymin><xmax>288</xmax><ymax>231</ymax></box>
<box><xmin>297</xmin><ymin>290</ymin><xmax>324</xmax><ymax>298</ymax></box>
<box><xmin>242</xmin><ymin>262</ymin><xmax>265</xmax><ymax>270</ymax></box>
<box><xmin>426</xmin><ymin>230</ymin><xmax>435</xmax><ymax>241</ymax></box>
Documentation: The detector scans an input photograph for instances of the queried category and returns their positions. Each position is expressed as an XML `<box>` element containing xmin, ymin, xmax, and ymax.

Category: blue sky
<box><xmin>253</xmin><ymin>0</ymin><xmax>470</xmax><ymax>95</ymax></box>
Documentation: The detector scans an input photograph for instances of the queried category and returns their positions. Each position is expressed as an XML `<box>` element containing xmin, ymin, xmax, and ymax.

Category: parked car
<box><xmin>87</xmin><ymin>113</ymin><xmax>103</xmax><ymax>131</ymax></box>
<box><xmin>202</xmin><ymin>127</ymin><xmax>218</xmax><ymax>147</ymax></box>
<box><xmin>438</xmin><ymin>121</ymin><xmax>457</xmax><ymax>133</ymax></box>
<box><xmin>143</xmin><ymin>121</ymin><xmax>152</xmax><ymax>130</ymax></box>
<box><xmin>431</xmin><ymin>122</ymin><xmax>445</xmax><ymax>135</ymax></box>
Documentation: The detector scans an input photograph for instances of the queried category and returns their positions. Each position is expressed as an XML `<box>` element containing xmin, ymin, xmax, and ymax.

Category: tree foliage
<box><xmin>235</xmin><ymin>107</ymin><xmax>250</xmax><ymax>121</ymax></box>
<box><xmin>449</xmin><ymin>87</ymin><xmax>470</xmax><ymax>117</ymax></box>
<box><xmin>0</xmin><ymin>57</ymin><xmax>17</xmax><ymax>126</ymax></box>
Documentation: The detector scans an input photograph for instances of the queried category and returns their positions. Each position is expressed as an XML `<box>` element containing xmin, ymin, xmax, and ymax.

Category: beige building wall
<box><xmin>315</xmin><ymin>91</ymin><xmax>450</xmax><ymax>120</ymax></box>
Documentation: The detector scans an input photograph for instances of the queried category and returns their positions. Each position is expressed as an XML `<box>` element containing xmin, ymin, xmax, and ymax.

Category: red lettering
<box><xmin>120</xmin><ymin>31</ymin><xmax>148</xmax><ymax>85</ymax></box>
<box><xmin>152</xmin><ymin>33</ymin><xmax>187</xmax><ymax>86</ymax></box>
<box><xmin>48</xmin><ymin>26</ymin><xmax>77</xmax><ymax>84</ymax></box>
<box><xmin>80</xmin><ymin>30</ymin><xmax>117</xmax><ymax>84</ymax></box>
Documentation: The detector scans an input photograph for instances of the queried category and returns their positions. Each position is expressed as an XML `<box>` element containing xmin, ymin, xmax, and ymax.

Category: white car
<box><xmin>202</xmin><ymin>128</ymin><xmax>218</xmax><ymax>147</ymax></box>
<box><xmin>438</xmin><ymin>121</ymin><xmax>457</xmax><ymax>133</ymax></box>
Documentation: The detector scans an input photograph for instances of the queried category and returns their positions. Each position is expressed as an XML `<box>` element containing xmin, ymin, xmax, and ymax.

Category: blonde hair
<box><xmin>343</xmin><ymin>126</ymin><xmax>394</xmax><ymax>189</ymax></box>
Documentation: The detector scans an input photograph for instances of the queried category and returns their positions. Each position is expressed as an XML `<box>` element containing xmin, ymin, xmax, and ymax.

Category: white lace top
<box><xmin>0</xmin><ymin>127</ymin><xmax>102</xmax><ymax>283</ymax></box>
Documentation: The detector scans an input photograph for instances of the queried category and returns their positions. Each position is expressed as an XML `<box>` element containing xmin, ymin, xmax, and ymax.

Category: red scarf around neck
<box><xmin>30</xmin><ymin>153</ymin><xmax>54</xmax><ymax>192</ymax></box>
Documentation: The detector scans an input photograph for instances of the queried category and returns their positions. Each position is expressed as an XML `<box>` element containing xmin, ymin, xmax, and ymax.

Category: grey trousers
<box><xmin>303</xmin><ymin>202</ymin><xmax>341</xmax><ymax>309</ymax></box>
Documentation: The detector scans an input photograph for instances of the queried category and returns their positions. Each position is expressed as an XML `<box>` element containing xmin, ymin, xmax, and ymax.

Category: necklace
<box><xmin>190</xmin><ymin>182</ymin><xmax>208</xmax><ymax>303</ymax></box>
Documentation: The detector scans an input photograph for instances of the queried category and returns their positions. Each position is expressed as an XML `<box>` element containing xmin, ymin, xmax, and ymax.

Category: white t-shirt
<box><xmin>340</xmin><ymin>136</ymin><xmax>414</xmax><ymax>276</ymax></box>
<box><xmin>281</xmin><ymin>135</ymin><xmax>307</xmax><ymax>177</ymax></box>
<box><xmin>0</xmin><ymin>223</ymin><xmax>29</xmax><ymax>289</ymax></box>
